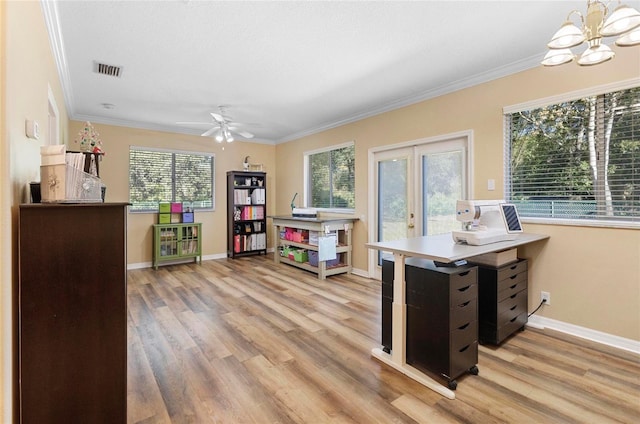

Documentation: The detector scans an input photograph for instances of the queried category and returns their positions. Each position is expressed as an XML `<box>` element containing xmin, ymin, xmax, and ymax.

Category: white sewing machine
<box><xmin>452</xmin><ymin>200</ymin><xmax>522</xmax><ymax>245</ymax></box>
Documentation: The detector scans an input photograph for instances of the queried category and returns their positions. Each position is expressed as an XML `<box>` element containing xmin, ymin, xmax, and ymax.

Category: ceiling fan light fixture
<box><xmin>601</xmin><ymin>3</ymin><xmax>640</xmax><ymax>36</ymax></box>
<box><xmin>215</xmin><ymin>130</ymin><xmax>224</xmax><ymax>143</ymax></box>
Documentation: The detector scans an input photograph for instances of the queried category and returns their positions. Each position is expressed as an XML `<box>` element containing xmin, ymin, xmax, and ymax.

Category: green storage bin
<box><xmin>158</xmin><ymin>213</ymin><xmax>171</xmax><ymax>224</ymax></box>
<box><xmin>159</xmin><ymin>202</ymin><xmax>171</xmax><ymax>213</ymax></box>
<box><xmin>292</xmin><ymin>249</ymin><xmax>308</xmax><ymax>263</ymax></box>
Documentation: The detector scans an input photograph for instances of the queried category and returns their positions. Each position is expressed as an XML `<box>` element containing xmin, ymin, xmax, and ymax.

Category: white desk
<box><xmin>365</xmin><ymin>232</ymin><xmax>549</xmax><ymax>399</ymax></box>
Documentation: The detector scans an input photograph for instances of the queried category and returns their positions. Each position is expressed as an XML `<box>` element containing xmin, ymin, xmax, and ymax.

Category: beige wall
<box><xmin>2</xmin><ymin>1</ymin><xmax>71</xmax><ymax>421</ymax></box>
<box><xmin>2</xmin><ymin>3</ymin><xmax>639</xmax><ymax>422</ymax></box>
<box><xmin>275</xmin><ymin>48</ymin><xmax>640</xmax><ymax>341</ymax></box>
<box><xmin>66</xmin><ymin>121</ymin><xmax>277</xmax><ymax>265</ymax></box>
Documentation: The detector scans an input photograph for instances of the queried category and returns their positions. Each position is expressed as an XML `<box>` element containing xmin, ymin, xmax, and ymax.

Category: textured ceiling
<box><xmin>43</xmin><ymin>0</ymin><xmax>626</xmax><ymax>144</ymax></box>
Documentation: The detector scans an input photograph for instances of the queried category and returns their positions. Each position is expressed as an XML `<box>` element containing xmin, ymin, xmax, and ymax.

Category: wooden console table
<box><xmin>366</xmin><ymin>232</ymin><xmax>549</xmax><ymax>399</ymax></box>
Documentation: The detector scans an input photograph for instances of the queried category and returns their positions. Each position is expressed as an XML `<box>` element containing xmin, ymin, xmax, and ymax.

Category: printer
<box><xmin>452</xmin><ymin>200</ymin><xmax>522</xmax><ymax>245</ymax></box>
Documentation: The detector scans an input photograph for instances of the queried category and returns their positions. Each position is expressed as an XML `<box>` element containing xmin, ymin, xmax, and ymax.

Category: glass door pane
<box><xmin>419</xmin><ymin>145</ymin><xmax>465</xmax><ymax>235</ymax></box>
<box><xmin>375</xmin><ymin>147</ymin><xmax>414</xmax><ymax>265</ymax></box>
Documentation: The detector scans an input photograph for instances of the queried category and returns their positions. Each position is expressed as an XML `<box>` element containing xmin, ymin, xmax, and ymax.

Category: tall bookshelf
<box><xmin>227</xmin><ymin>171</ymin><xmax>267</xmax><ymax>258</ymax></box>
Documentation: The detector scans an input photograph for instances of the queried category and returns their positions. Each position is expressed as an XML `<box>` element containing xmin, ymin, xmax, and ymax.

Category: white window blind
<box><xmin>306</xmin><ymin>143</ymin><xmax>355</xmax><ymax>210</ymax></box>
<box><xmin>129</xmin><ymin>147</ymin><xmax>214</xmax><ymax>212</ymax></box>
<box><xmin>505</xmin><ymin>86</ymin><xmax>640</xmax><ymax>224</ymax></box>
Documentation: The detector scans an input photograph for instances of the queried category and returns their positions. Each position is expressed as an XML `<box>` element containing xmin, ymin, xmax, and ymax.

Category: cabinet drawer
<box><xmin>451</xmin><ymin>282</ymin><xmax>477</xmax><ymax>308</ymax></box>
<box><xmin>449</xmin><ymin>341</ymin><xmax>478</xmax><ymax>380</ymax></box>
<box><xmin>497</xmin><ymin>272</ymin><xmax>528</xmax><ymax>301</ymax></box>
<box><xmin>496</xmin><ymin>260</ymin><xmax>528</xmax><ymax>281</ymax></box>
<box><xmin>451</xmin><ymin>319</ymin><xmax>477</xmax><ymax>352</ymax></box>
<box><xmin>450</xmin><ymin>267</ymin><xmax>477</xmax><ymax>293</ymax></box>
<box><xmin>451</xmin><ymin>299</ymin><xmax>477</xmax><ymax>330</ymax></box>
<box><xmin>497</xmin><ymin>291</ymin><xmax>528</xmax><ymax>324</ymax></box>
<box><xmin>496</xmin><ymin>312</ymin><xmax>528</xmax><ymax>342</ymax></box>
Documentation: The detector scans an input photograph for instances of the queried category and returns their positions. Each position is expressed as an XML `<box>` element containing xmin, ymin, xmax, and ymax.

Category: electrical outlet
<box><xmin>541</xmin><ymin>291</ymin><xmax>551</xmax><ymax>305</ymax></box>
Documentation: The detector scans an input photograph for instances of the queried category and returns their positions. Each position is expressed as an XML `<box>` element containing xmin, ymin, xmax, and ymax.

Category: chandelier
<box><xmin>542</xmin><ymin>0</ymin><xmax>640</xmax><ymax>66</ymax></box>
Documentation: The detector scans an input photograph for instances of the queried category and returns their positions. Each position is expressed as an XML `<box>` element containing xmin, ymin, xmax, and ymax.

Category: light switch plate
<box><xmin>25</xmin><ymin>120</ymin><xmax>40</xmax><ymax>140</ymax></box>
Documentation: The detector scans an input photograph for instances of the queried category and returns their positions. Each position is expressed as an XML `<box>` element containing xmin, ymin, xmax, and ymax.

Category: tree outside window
<box><xmin>129</xmin><ymin>147</ymin><xmax>214</xmax><ymax>212</ymax></box>
<box><xmin>307</xmin><ymin>143</ymin><xmax>355</xmax><ymax>210</ymax></box>
<box><xmin>506</xmin><ymin>87</ymin><xmax>639</xmax><ymax>223</ymax></box>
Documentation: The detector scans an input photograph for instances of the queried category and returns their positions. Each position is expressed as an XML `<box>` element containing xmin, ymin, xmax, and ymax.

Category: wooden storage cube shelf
<box><xmin>227</xmin><ymin>171</ymin><xmax>267</xmax><ymax>258</ymax></box>
<box><xmin>153</xmin><ymin>223</ymin><xmax>202</xmax><ymax>269</ymax></box>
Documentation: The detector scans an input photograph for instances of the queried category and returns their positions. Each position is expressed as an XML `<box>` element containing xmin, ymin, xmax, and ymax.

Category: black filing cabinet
<box><xmin>382</xmin><ymin>257</ymin><xmax>479</xmax><ymax>390</ymax></box>
<box><xmin>477</xmin><ymin>259</ymin><xmax>528</xmax><ymax>344</ymax></box>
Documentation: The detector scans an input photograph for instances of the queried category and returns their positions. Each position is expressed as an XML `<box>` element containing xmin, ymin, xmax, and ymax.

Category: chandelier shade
<box><xmin>542</xmin><ymin>1</ymin><xmax>640</xmax><ymax>67</ymax></box>
<box><xmin>616</xmin><ymin>26</ymin><xmax>640</xmax><ymax>45</ymax></box>
<box><xmin>601</xmin><ymin>4</ymin><xmax>640</xmax><ymax>35</ymax></box>
<box><xmin>541</xmin><ymin>48</ymin><xmax>576</xmax><ymax>66</ymax></box>
<box><xmin>547</xmin><ymin>21</ymin><xmax>586</xmax><ymax>48</ymax></box>
<box><xmin>577</xmin><ymin>43</ymin><xmax>616</xmax><ymax>65</ymax></box>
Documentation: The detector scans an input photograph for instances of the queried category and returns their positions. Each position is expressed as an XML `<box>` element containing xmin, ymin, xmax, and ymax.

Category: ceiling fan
<box><xmin>177</xmin><ymin>107</ymin><xmax>254</xmax><ymax>142</ymax></box>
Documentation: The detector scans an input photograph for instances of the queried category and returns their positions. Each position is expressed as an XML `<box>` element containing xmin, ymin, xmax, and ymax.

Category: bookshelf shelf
<box><xmin>227</xmin><ymin>171</ymin><xmax>267</xmax><ymax>258</ymax></box>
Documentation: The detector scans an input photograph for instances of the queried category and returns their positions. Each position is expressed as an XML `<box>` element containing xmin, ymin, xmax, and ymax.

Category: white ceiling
<box><xmin>43</xmin><ymin>0</ymin><xmax>627</xmax><ymax>144</ymax></box>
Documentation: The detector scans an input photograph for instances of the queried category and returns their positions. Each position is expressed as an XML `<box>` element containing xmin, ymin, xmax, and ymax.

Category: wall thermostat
<box><xmin>25</xmin><ymin>120</ymin><xmax>40</xmax><ymax>140</ymax></box>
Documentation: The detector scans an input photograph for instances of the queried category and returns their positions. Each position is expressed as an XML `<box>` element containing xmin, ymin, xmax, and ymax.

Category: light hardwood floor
<box><xmin>127</xmin><ymin>255</ymin><xmax>640</xmax><ymax>423</ymax></box>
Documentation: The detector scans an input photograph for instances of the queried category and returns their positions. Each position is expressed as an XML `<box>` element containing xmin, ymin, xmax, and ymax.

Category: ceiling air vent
<box><xmin>93</xmin><ymin>61</ymin><xmax>122</xmax><ymax>78</ymax></box>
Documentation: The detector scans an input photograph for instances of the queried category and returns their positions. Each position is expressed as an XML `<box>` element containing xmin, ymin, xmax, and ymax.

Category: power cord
<box><xmin>528</xmin><ymin>298</ymin><xmax>547</xmax><ymax>317</ymax></box>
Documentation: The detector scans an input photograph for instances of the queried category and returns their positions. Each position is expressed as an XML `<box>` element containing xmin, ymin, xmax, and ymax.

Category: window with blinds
<box><xmin>129</xmin><ymin>147</ymin><xmax>214</xmax><ymax>212</ymax></box>
<box><xmin>306</xmin><ymin>142</ymin><xmax>355</xmax><ymax>210</ymax></box>
<box><xmin>505</xmin><ymin>86</ymin><xmax>639</xmax><ymax>224</ymax></box>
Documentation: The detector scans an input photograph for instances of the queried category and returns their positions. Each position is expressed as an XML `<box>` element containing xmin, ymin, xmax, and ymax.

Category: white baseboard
<box><xmin>527</xmin><ymin>315</ymin><xmax>640</xmax><ymax>354</ymax></box>
<box><xmin>351</xmin><ymin>267</ymin><xmax>370</xmax><ymax>278</ymax></box>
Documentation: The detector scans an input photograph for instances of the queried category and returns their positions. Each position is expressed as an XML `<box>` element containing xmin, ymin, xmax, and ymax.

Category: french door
<box><xmin>370</xmin><ymin>134</ymin><xmax>469</xmax><ymax>278</ymax></box>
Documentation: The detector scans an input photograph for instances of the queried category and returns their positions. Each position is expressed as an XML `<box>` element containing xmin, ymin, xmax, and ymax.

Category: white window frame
<box><xmin>503</xmin><ymin>77</ymin><xmax>640</xmax><ymax>229</ymax></box>
<box><xmin>128</xmin><ymin>146</ymin><xmax>215</xmax><ymax>213</ymax></box>
<box><xmin>303</xmin><ymin>141</ymin><xmax>355</xmax><ymax>214</ymax></box>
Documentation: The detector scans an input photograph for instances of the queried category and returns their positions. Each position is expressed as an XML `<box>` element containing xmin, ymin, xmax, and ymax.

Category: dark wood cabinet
<box><xmin>382</xmin><ymin>257</ymin><xmax>479</xmax><ymax>389</ymax></box>
<box><xmin>18</xmin><ymin>203</ymin><xmax>128</xmax><ymax>424</ymax></box>
<box><xmin>227</xmin><ymin>171</ymin><xmax>267</xmax><ymax>258</ymax></box>
<box><xmin>477</xmin><ymin>259</ymin><xmax>528</xmax><ymax>345</ymax></box>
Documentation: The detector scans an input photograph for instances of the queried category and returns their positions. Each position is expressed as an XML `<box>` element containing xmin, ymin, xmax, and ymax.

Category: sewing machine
<box><xmin>452</xmin><ymin>200</ymin><xmax>522</xmax><ymax>245</ymax></box>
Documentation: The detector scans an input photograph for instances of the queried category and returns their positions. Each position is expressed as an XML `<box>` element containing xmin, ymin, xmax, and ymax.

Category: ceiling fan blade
<box><xmin>210</xmin><ymin>112</ymin><xmax>225</xmax><ymax>122</ymax></box>
<box><xmin>201</xmin><ymin>127</ymin><xmax>219</xmax><ymax>137</ymax></box>
<box><xmin>176</xmin><ymin>121</ymin><xmax>217</xmax><ymax>126</ymax></box>
<box><xmin>228</xmin><ymin>127</ymin><xmax>254</xmax><ymax>138</ymax></box>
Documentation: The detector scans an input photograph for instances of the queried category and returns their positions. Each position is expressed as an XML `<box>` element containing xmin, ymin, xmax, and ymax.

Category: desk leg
<box><xmin>273</xmin><ymin>224</ymin><xmax>280</xmax><ymax>264</ymax></box>
<box><xmin>370</xmin><ymin>252</ymin><xmax>456</xmax><ymax>400</ymax></box>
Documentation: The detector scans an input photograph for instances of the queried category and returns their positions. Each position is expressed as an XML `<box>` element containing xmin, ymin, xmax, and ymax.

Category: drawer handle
<box><xmin>458</xmin><ymin>285</ymin><xmax>471</xmax><ymax>292</ymax></box>
<box><xmin>459</xmin><ymin>344</ymin><xmax>471</xmax><ymax>353</ymax></box>
<box><xmin>458</xmin><ymin>322</ymin><xmax>470</xmax><ymax>330</ymax></box>
<box><xmin>510</xmin><ymin>283</ymin><xmax>517</xmax><ymax>289</ymax></box>
<box><xmin>510</xmin><ymin>264</ymin><xmax>518</xmax><ymax>270</ymax></box>
<box><xmin>510</xmin><ymin>305</ymin><xmax>517</xmax><ymax>311</ymax></box>
<box><xmin>510</xmin><ymin>294</ymin><xmax>517</xmax><ymax>299</ymax></box>
<box><xmin>510</xmin><ymin>316</ymin><xmax>518</xmax><ymax>323</ymax></box>
<box><xmin>458</xmin><ymin>300</ymin><xmax>471</xmax><ymax>308</ymax></box>
<box><xmin>458</xmin><ymin>271</ymin><xmax>470</xmax><ymax>277</ymax></box>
